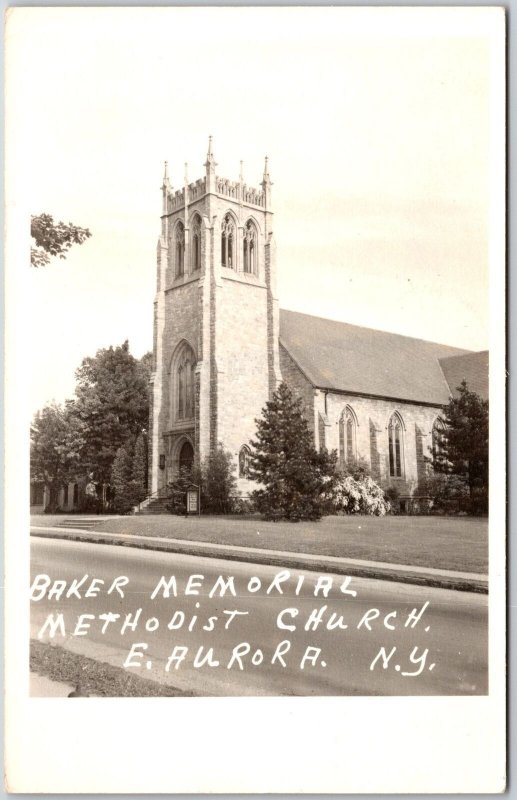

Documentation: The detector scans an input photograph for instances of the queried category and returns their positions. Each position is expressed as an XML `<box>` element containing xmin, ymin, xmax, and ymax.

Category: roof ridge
<box><xmin>279</xmin><ymin>307</ymin><xmax>472</xmax><ymax>354</ymax></box>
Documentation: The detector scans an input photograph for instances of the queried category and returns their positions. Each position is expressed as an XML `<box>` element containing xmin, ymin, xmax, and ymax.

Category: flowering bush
<box><xmin>325</xmin><ymin>474</ymin><xmax>391</xmax><ymax>516</ymax></box>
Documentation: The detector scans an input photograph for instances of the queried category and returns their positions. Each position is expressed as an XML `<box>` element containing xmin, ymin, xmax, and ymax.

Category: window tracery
<box><xmin>388</xmin><ymin>413</ymin><xmax>404</xmax><ymax>478</ymax></box>
<box><xmin>191</xmin><ymin>215</ymin><xmax>201</xmax><ymax>270</ymax></box>
<box><xmin>221</xmin><ymin>213</ymin><xmax>235</xmax><ymax>268</ymax></box>
<box><xmin>339</xmin><ymin>407</ymin><xmax>356</xmax><ymax>467</ymax></box>
<box><xmin>243</xmin><ymin>219</ymin><xmax>257</xmax><ymax>274</ymax></box>
<box><xmin>170</xmin><ymin>342</ymin><xmax>196</xmax><ymax>425</ymax></box>
<box><xmin>175</xmin><ymin>222</ymin><xmax>185</xmax><ymax>277</ymax></box>
<box><xmin>239</xmin><ymin>445</ymin><xmax>251</xmax><ymax>478</ymax></box>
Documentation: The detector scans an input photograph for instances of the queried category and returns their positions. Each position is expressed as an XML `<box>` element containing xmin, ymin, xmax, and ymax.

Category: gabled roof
<box><xmin>439</xmin><ymin>351</ymin><xmax>489</xmax><ymax>401</ymax></box>
<box><xmin>279</xmin><ymin>309</ymin><xmax>481</xmax><ymax>406</ymax></box>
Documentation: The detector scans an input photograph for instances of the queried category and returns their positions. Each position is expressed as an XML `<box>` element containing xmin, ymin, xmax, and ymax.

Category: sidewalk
<box><xmin>30</xmin><ymin>524</ymin><xmax>488</xmax><ymax>594</ymax></box>
<box><xmin>30</xmin><ymin>672</ymin><xmax>75</xmax><ymax>697</ymax></box>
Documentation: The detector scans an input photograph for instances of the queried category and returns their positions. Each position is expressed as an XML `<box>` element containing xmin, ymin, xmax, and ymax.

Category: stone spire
<box><xmin>161</xmin><ymin>161</ymin><xmax>171</xmax><ymax>214</ymax></box>
<box><xmin>204</xmin><ymin>135</ymin><xmax>217</xmax><ymax>193</ymax></box>
<box><xmin>162</xmin><ymin>160</ymin><xmax>170</xmax><ymax>188</ymax></box>
<box><xmin>261</xmin><ymin>156</ymin><xmax>272</xmax><ymax>209</ymax></box>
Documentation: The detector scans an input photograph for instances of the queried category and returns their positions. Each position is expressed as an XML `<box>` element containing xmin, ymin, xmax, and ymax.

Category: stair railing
<box><xmin>136</xmin><ymin>486</ymin><xmax>171</xmax><ymax>512</ymax></box>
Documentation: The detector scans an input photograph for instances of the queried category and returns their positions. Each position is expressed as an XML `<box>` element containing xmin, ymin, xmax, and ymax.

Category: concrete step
<box><xmin>58</xmin><ymin>517</ymin><xmax>110</xmax><ymax>529</ymax></box>
<box><xmin>136</xmin><ymin>498</ymin><xmax>171</xmax><ymax>515</ymax></box>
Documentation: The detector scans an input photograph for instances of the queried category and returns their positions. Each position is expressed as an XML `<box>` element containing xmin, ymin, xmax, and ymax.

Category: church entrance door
<box><xmin>179</xmin><ymin>441</ymin><xmax>194</xmax><ymax>473</ymax></box>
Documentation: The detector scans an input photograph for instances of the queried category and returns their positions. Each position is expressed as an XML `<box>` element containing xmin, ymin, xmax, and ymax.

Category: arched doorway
<box><xmin>179</xmin><ymin>440</ymin><xmax>194</xmax><ymax>474</ymax></box>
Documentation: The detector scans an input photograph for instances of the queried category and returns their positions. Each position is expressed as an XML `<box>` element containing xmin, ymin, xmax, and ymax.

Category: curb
<box><xmin>30</xmin><ymin>527</ymin><xmax>488</xmax><ymax>595</ymax></box>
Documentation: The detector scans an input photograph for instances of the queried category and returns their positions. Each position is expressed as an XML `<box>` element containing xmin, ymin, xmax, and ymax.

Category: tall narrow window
<box><xmin>185</xmin><ymin>358</ymin><xmax>193</xmax><ymax>418</ymax></box>
<box><xmin>388</xmin><ymin>413</ymin><xmax>404</xmax><ymax>478</ymax></box>
<box><xmin>221</xmin><ymin>213</ymin><xmax>235</xmax><ymax>268</ymax></box>
<box><xmin>175</xmin><ymin>222</ymin><xmax>185</xmax><ymax>277</ymax></box>
<box><xmin>191</xmin><ymin>215</ymin><xmax>201</xmax><ymax>270</ymax></box>
<box><xmin>243</xmin><ymin>220</ymin><xmax>257</xmax><ymax>273</ymax></box>
<box><xmin>178</xmin><ymin>364</ymin><xmax>185</xmax><ymax>418</ymax></box>
<box><xmin>239</xmin><ymin>445</ymin><xmax>251</xmax><ymax>478</ymax></box>
<box><xmin>170</xmin><ymin>341</ymin><xmax>196</xmax><ymax>425</ymax></box>
<box><xmin>339</xmin><ymin>407</ymin><xmax>356</xmax><ymax>467</ymax></box>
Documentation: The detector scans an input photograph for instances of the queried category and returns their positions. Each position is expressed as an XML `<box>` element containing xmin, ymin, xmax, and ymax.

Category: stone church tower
<box><xmin>149</xmin><ymin>138</ymin><xmax>281</xmax><ymax>494</ymax></box>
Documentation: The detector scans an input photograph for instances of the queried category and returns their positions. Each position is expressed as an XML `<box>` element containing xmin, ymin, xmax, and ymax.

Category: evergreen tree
<box><xmin>250</xmin><ymin>382</ymin><xmax>337</xmax><ymax>521</ymax></box>
<box><xmin>431</xmin><ymin>380</ymin><xmax>488</xmax><ymax>512</ymax></box>
<box><xmin>202</xmin><ymin>446</ymin><xmax>237</xmax><ymax>514</ymax></box>
<box><xmin>111</xmin><ymin>441</ymin><xmax>141</xmax><ymax>514</ymax></box>
<box><xmin>132</xmin><ymin>432</ymin><xmax>148</xmax><ymax>501</ymax></box>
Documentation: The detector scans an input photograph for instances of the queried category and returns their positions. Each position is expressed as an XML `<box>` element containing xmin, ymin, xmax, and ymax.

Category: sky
<box><xmin>5</xmin><ymin>7</ymin><xmax>501</xmax><ymax>413</ymax></box>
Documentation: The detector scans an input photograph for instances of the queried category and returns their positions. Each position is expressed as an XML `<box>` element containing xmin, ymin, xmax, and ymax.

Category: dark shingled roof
<box><xmin>439</xmin><ymin>351</ymin><xmax>489</xmax><ymax>401</ymax></box>
<box><xmin>279</xmin><ymin>309</ymin><xmax>481</xmax><ymax>406</ymax></box>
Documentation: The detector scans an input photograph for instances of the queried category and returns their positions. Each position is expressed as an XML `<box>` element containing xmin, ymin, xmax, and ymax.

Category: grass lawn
<box><xmin>30</xmin><ymin>640</ymin><xmax>189</xmax><ymax>697</ymax></box>
<box><xmin>32</xmin><ymin>512</ymin><xmax>488</xmax><ymax>574</ymax></box>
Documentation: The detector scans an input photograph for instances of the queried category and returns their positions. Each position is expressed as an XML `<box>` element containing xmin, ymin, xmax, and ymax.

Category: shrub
<box><xmin>326</xmin><ymin>474</ymin><xmax>391</xmax><ymax>516</ymax></box>
<box><xmin>424</xmin><ymin>473</ymin><xmax>470</xmax><ymax>514</ymax></box>
<box><xmin>230</xmin><ymin>496</ymin><xmax>256</xmax><ymax>515</ymax></box>
<box><xmin>338</xmin><ymin>456</ymin><xmax>371</xmax><ymax>480</ymax></box>
<box><xmin>382</xmin><ymin>484</ymin><xmax>400</xmax><ymax>513</ymax></box>
<box><xmin>166</xmin><ymin>466</ymin><xmax>201</xmax><ymax>515</ymax></box>
<box><xmin>166</xmin><ymin>447</ymin><xmax>236</xmax><ymax>515</ymax></box>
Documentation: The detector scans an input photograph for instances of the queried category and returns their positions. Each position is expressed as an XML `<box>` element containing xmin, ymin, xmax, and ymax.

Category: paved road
<box><xmin>30</xmin><ymin>536</ymin><xmax>488</xmax><ymax>696</ymax></box>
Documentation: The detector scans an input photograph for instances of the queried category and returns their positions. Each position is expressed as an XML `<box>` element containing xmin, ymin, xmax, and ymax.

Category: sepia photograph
<box><xmin>5</xmin><ymin>6</ymin><xmax>506</xmax><ymax>793</ymax></box>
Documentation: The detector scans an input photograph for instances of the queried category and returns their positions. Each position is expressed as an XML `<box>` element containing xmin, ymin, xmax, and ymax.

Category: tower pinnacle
<box><xmin>204</xmin><ymin>135</ymin><xmax>217</xmax><ymax>169</ymax></box>
<box><xmin>162</xmin><ymin>160</ymin><xmax>171</xmax><ymax>189</ymax></box>
<box><xmin>261</xmin><ymin>156</ymin><xmax>272</xmax><ymax>209</ymax></box>
<box><xmin>262</xmin><ymin>156</ymin><xmax>271</xmax><ymax>186</ymax></box>
<box><xmin>205</xmin><ymin>135</ymin><xmax>217</xmax><ymax>193</ymax></box>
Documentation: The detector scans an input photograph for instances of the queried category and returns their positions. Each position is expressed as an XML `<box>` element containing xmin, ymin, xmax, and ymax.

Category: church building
<box><xmin>149</xmin><ymin>139</ymin><xmax>488</xmax><ymax>507</ymax></box>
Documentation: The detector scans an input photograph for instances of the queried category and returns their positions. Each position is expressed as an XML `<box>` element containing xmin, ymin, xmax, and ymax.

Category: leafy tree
<box><xmin>430</xmin><ymin>380</ymin><xmax>488</xmax><ymax>512</ymax></box>
<box><xmin>70</xmin><ymin>341</ymin><xmax>151</xmax><ymax>483</ymax></box>
<box><xmin>30</xmin><ymin>402</ymin><xmax>84</xmax><ymax>512</ymax></box>
<box><xmin>250</xmin><ymin>382</ymin><xmax>337</xmax><ymax>521</ymax></box>
<box><xmin>132</xmin><ymin>432</ymin><xmax>148</xmax><ymax>502</ymax></box>
<box><xmin>31</xmin><ymin>213</ymin><xmax>92</xmax><ymax>267</ymax></box>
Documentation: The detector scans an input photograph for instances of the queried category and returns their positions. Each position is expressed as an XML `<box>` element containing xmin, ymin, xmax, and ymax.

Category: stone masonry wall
<box><xmin>324</xmin><ymin>392</ymin><xmax>442</xmax><ymax>494</ymax></box>
<box><xmin>216</xmin><ymin>277</ymin><xmax>270</xmax><ymax>464</ymax></box>
<box><xmin>279</xmin><ymin>344</ymin><xmax>315</xmax><ymax>434</ymax></box>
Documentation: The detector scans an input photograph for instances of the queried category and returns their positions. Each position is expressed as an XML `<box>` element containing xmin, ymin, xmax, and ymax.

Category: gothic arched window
<box><xmin>388</xmin><ymin>413</ymin><xmax>404</xmax><ymax>478</ymax></box>
<box><xmin>239</xmin><ymin>445</ymin><xmax>251</xmax><ymax>478</ymax></box>
<box><xmin>339</xmin><ymin>407</ymin><xmax>357</xmax><ymax>467</ymax></box>
<box><xmin>221</xmin><ymin>213</ymin><xmax>235</xmax><ymax>268</ymax></box>
<box><xmin>191</xmin><ymin>215</ymin><xmax>201</xmax><ymax>271</ymax></box>
<box><xmin>175</xmin><ymin>222</ymin><xmax>185</xmax><ymax>277</ymax></box>
<box><xmin>170</xmin><ymin>341</ymin><xmax>196</xmax><ymax>424</ymax></box>
<box><xmin>243</xmin><ymin>219</ymin><xmax>257</xmax><ymax>274</ymax></box>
